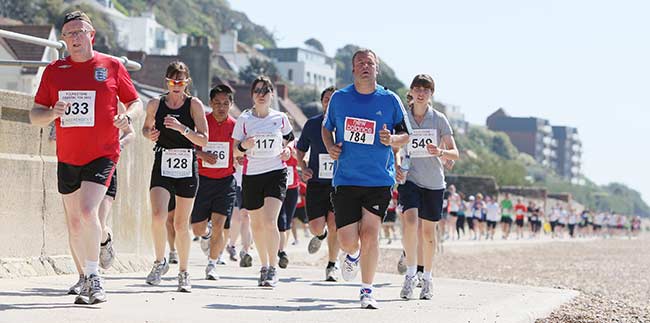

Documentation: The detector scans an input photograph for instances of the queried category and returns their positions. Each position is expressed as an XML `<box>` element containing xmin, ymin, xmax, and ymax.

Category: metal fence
<box><xmin>0</xmin><ymin>28</ymin><xmax>141</xmax><ymax>71</ymax></box>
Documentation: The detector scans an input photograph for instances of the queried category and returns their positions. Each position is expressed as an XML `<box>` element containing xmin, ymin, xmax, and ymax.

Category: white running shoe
<box><xmin>360</xmin><ymin>288</ymin><xmax>379</xmax><ymax>309</ymax></box>
<box><xmin>205</xmin><ymin>263</ymin><xmax>219</xmax><ymax>280</ymax></box>
<box><xmin>400</xmin><ymin>275</ymin><xmax>418</xmax><ymax>299</ymax></box>
<box><xmin>339</xmin><ymin>253</ymin><xmax>360</xmax><ymax>282</ymax></box>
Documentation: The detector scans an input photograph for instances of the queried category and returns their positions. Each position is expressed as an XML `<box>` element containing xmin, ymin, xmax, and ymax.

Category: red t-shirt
<box><xmin>197</xmin><ymin>114</ymin><xmax>235</xmax><ymax>179</ymax></box>
<box><xmin>514</xmin><ymin>204</ymin><xmax>527</xmax><ymax>220</ymax></box>
<box><xmin>34</xmin><ymin>52</ymin><xmax>138</xmax><ymax>165</ymax></box>
<box><xmin>388</xmin><ymin>190</ymin><xmax>399</xmax><ymax>211</ymax></box>
<box><xmin>296</xmin><ymin>181</ymin><xmax>307</xmax><ymax>208</ymax></box>
<box><xmin>286</xmin><ymin>154</ymin><xmax>300</xmax><ymax>189</ymax></box>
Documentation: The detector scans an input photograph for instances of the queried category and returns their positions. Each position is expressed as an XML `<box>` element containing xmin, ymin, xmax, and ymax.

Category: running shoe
<box><xmin>67</xmin><ymin>275</ymin><xmax>85</xmax><ymax>295</ymax></box>
<box><xmin>278</xmin><ymin>251</ymin><xmax>289</xmax><ymax>269</ymax></box>
<box><xmin>240</xmin><ymin>250</ymin><xmax>253</xmax><ymax>268</ymax></box>
<box><xmin>325</xmin><ymin>265</ymin><xmax>339</xmax><ymax>282</ymax></box>
<box><xmin>258</xmin><ymin>267</ymin><xmax>268</xmax><ymax>287</ymax></box>
<box><xmin>264</xmin><ymin>266</ymin><xmax>278</xmax><ymax>287</ymax></box>
<box><xmin>168</xmin><ymin>250</ymin><xmax>179</xmax><ymax>264</ymax></box>
<box><xmin>400</xmin><ymin>274</ymin><xmax>418</xmax><ymax>299</ymax></box>
<box><xmin>416</xmin><ymin>271</ymin><xmax>424</xmax><ymax>288</ymax></box>
<box><xmin>205</xmin><ymin>263</ymin><xmax>219</xmax><ymax>280</ymax></box>
<box><xmin>396</xmin><ymin>250</ymin><xmax>407</xmax><ymax>274</ymax></box>
<box><xmin>339</xmin><ymin>253</ymin><xmax>360</xmax><ymax>281</ymax></box>
<box><xmin>99</xmin><ymin>233</ymin><xmax>115</xmax><ymax>270</ymax></box>
<box><xmin>145</xmin><ymin>258</ymin><xmax>169</xmax><ymax>285</ymax></box>
<box><xmin>200</xmin><ymin>235</ymin><xmax>211</xmax><ymax>256</ymax></box>
<box><xmin>216</xmin><ymin>254</ymin><xmax>227</xmax><ymax>265</ymax></box>
<box><xmin>308</xmin><ymin>230</ymin><xmax>327</xmax><ymax>254</ymax></box>
<box><xmin>87</xmin><ymin>274</ymin><xmax>106</xmax><ymax>304</ymax></box>
<box><xmin>420</xmin><ymin>279</ymin><xmax>434</xmax><ymax>300</ymax></box>
<box><xmin>177</xmin><ymin>271</ymin><xmax>192</xmax><ymax>292</ymax></box>
<box><xmin>226</xmin><ymin>245</ymin><xmax>238</xmax><ymax>262</ymax></box>
<box><xmin>360</xmin><ymin>288</ymin><xmax>378</xmax><ymax>309</ymax></box>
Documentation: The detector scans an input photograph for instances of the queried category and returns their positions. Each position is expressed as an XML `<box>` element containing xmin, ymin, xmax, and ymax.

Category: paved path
<box><xmin>0</xmin><ymin>240</ymin><xmax>577</xmax><ymax>323</ymax></box>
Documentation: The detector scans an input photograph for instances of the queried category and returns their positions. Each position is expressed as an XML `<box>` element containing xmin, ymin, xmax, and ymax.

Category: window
<box><xmin>288</xmin><ymin>69</ymin><xmax>293</xmax><ymax>81</ymax></box>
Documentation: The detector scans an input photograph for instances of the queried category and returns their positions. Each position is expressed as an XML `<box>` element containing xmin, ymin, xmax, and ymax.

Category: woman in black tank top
<box><xmin>142</xmin><ymin>61</ymin><xmax>208</xmax><ymax>293</ymax></box>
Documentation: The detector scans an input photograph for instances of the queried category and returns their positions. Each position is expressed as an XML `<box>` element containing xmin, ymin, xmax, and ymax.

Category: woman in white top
<box><xmin>232</xmin><ymin>76</ymin><xmax>294</xmax><ymax>288</ymax></box>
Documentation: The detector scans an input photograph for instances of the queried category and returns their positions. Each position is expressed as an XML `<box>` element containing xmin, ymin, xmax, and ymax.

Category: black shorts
<box><xmin>515</xmin><ymin>218</ymin><xmax>525</xmax><ymax>227</ymax></box>
<box><xmin>384</xmin><ymin>209</ymin><xmax>397</xmax><ymax>223</ymax></box>
<box><xmin>449</xmin><ymin>211</ymin><xmax>458</xmax><ymax>217</ymax></box>
<box><xmin>190</xmin><ymin>175</ymin><xmax>236</xmax><ymax>226</ymax></box>
<box><xmin>235</xmin><ymin>186</ymin><xmax>243</xmax><ymax>209</ymax></box>
<box><xmin>294</xmin><ymin>206</ymin><xmax>308</xmax><ymax>224</ymax></box>
<box><xmin>278</xmin><ymin>187</ymin><xmax>299</xmax><ymax>232</ymax></box>
<box><xmin>306</xmin><ymin>181</ymin><xmax>334</xmax><ymax>221</ymax></box>
<box><xmin>501</xmin><ymin>216</ymin><xmax>513</xmax><ymax>224</ymax></box>
<box><xmin>57</xmin><ymin>157</ymin><xmax>116</xmax><ymax>195</ymax></box>
<box><xmin>558</xmin><ymin>223</ymin><xmax>566</xmax><ymax>228</ymax></box>
<box><xmin>242</xmin><ymin>168</ymin><xmax>287</xmax><ymax>211</ymax></box>
<box><xmin>150</xmin><ymin>153</ymin><xmax>199</xmax><ymax>198</ymax></box>
<box><xmin>397</xmin><ymin>181</ymin><xmax>444</xmax><ymax>222</ymax></box>
<box><xmin>106</xmin><ymin>169</ymin><xmax>117</xmax><ymax>199</ymax></box>
<box><xmin>487</xmin><ymin>220</ymin><xmax>497</xmax><ymax>229</ymax></box>
<box><xmin>332</xmin><ymin>186</ymin><xmax>391</xmax><ymax>229</ymax></box>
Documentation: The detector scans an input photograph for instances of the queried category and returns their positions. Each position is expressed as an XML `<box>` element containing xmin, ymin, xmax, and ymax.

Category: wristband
<box><xmin>183</xmin><ymin>127</ymin><xmax>190</xmax><ymax>135</ymax></box>
<box><xmin>237</xmin><ymin>142</ymin><xmax>248</xmax><ymax>152</ymax></box>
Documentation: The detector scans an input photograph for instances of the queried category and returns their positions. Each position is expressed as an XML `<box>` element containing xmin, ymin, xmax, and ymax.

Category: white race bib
<box><xmin>408</xmin><ymin>129</ymin><xmax>438</xmax><ymax>158</ymax></box>
<box><xmin>161</xmin><ymin>149</ymin><xmax>193</xmax><ymax>178</ymax></box>
<box><xmin>202</xmin><ymin>142</ymin><xmax>229</xmax><ymax>168</ymax></box>
<box><xmin>249</xmin><ymin>132</ymin><xmax>282</xmax><ymax>158</ymax></box>
<box><xmin>318</xmin><ymin>153</ymin><xmax>334</xmax><ymax>179</ymax></box>
<box><xmin>287</xmin><ymin>166</ymin><xmax>295</xmax><ymax>187</ymax></box>
<box><xmin>58</xmin><ymin>90</ymin><xmax>96</xmax><ymax>127</ymax></box>
<box><xmin>344</xmin><ymin>117</ymin><xmax>375</xmax><ymax>145</ymax></box>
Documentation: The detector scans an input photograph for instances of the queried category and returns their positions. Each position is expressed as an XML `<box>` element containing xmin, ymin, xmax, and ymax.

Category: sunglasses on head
<box><xmin>166</xmin><ymin>78</ymin><xmax>189</xmax><ymax>86</ymax></box>
<box><xmin>253</xmin><ymin>87</ymin><xmax>271</xmax><ymax>95</ymax></box>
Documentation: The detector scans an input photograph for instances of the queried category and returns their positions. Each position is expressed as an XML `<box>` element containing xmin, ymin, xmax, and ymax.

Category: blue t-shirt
<box><xmin>323</xmin><ymin>84</ymin><xmax>407</xmax><ymax>187</ymax></box>
<box><xmin>296</xmin><ymin>114</ymin><xmax>332</xmax><ymax>184</ymax></box>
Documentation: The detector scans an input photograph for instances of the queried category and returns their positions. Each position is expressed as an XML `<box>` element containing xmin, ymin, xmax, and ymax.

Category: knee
<box><xmin>78</xmin><ymin>204</ymin><xmax>98</xmax><ymax>222</ymax></box>
<box><xmin>151</xmin><ymin>211</ymin><xmax>167</xmax><ymax>226</ymax></box>
<box><xmin>359</xmin><ymin>225</ymin><xmax>379</xmax><ymax>242</ymax></box>
<box><xmin>191</xmin><ymin>223</ymin><xmax>205</xmax><ymax>237</ymax></box>
<box><xmin>422</xmin><ymin>225</ymin><xmax>436</xmax><ymax>242</ymax></box>
<box><xmin>402</xmin><ymin>214</ymin><xmax>418</xmax><ymax>229</ymax></box>
<box><xmin>67</xmin><ymin>215</ymin><xmax>83</xmax><ymax>236</ymax></box>
<box><xmin>174</xmin><ymin>218</ymin><xmax>189</xmax><ymax>233</ymax></box>
<box><xmin>337</xmin><ymin>234</ymin><xmax>357</xmax><ymax>251</ymax></box>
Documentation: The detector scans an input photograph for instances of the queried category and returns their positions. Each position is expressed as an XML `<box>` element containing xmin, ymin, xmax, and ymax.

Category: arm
<box><xmin>196</xmin><ymin>150</ymin><xmax>217</xmax><ymax>165</ymax></box>
<box><xmin>321</xmin><ymin>126</ymin><xmax>341</xmax><ymax>160</ymax></box>
<box><xmin>296</xmin><ymin>149</ymin><xmax>313</xmax><ymax>182</ymax></box>
<box><xmin>30</xmin><ymin>102</ymin><xmax>67</xmax><ymax>127</ymax></box>
<box><xmin>427</xmin><ymin>134</ymin><xmax>460</xmax><ymax>161</ymax></box>
<box><xmin>162</xmin><ymin>98</ymin><xmax>208</xmax><ymax>147</ymax></box>
<box><xmin>114</xmin><ymin>98</ymin><xmax>143</xmax><ymax>130</ymax></box>
<box><xmin>142</xmin><ymin>99</ymin><xmax>160</xmax><ymax>142</ymax></box>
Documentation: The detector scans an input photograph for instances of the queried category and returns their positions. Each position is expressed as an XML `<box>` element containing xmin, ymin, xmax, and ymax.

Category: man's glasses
<box><xmin>253</xmin><ymin>87</ymin><xmax>271</xmax><ymax>95</ymax></box>
<box><xmin>61</xmin><ymin>29</ymin><xmax>91</xmax><ymax>39</ymax></box>
<box><xmin>166</xmin><ymin>78</ymin><xmax>189</xmax><ymax>87</ymax></box>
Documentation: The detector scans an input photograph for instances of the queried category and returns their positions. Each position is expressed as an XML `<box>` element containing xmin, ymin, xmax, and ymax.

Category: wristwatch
<box><xmin>438</xmin><ymin>150</ymin><xmax>445</xmax><ymax>158</ymax></box>
<box><xmin>183</xmin><ymin>127</ymin><xmax>190</xmax><ymax>135</ymax></box>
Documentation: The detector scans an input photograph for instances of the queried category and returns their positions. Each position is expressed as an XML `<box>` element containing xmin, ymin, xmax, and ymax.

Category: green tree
<box><xmin>334</xmin><ymin>44</ymin><xmax>405</xmax><ymax>91</ymax></box>
<box><xmin>304</xmin><ymin>38</ymin><xmax>325</xmax><ymax>52</ymax></box>
<box><xmin>238</xmin><ymin>58</ymin><xmax>279</xmax><ymax>84</ymax></box>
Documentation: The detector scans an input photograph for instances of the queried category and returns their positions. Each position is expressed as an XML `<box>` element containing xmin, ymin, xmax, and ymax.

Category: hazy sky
<box><xmin>231</xmin><ymin>0</ymin><xmax>650</xmax><ymax>204</ymax></box>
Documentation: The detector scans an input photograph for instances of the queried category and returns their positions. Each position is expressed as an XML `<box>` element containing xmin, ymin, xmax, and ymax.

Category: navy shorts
<box><xmin>278</xmin><ymin>187</ymin><xmax>299</xmax><ymax>232</ymax></box>
<box><xmin>306</xmin><ymin>181</ymin><xmax>335</xmax><ymax>221</ymax></box>
<box><xmin>190</xmin><ymin>175</ymin><xmax>236</xmax><ymax>227</ymax></box>
<box><xmin>397</xmin><ymin>181</ymin><xmax>444</xmax><ymax>222</ymax></box>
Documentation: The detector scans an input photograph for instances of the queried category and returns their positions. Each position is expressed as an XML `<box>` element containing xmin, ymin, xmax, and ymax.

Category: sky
<box><xmin>231</xmin><ymin>0</ymin><xmax>650</xmax><ymax>204</ymax></box>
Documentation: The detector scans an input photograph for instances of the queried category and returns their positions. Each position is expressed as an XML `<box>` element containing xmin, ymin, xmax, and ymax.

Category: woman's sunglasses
<box><xmin>166</xmin><ymin>78</ymin><xmax>189</xmax><ymax>87</ymax></box>
<box><xmin>253</xmin><ymin>87</ymin><xmax>271</xmax><ymax>95</ymax></box>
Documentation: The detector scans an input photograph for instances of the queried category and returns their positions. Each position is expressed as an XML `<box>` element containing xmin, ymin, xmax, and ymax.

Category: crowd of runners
<box><xmin>27</xmin><ymin>10</ymin><xmax>642</xmax><ymax>310</ymax></box>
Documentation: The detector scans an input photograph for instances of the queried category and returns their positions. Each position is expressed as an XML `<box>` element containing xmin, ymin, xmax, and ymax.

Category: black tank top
<box><xmin>155</xmin><ymin>95</ymin><xmax>196</xmax><ymax>149</ymax></box>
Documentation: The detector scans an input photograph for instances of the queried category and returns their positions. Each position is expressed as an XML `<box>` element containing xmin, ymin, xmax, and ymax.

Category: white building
<box><xmin>0</xmin><ymin>25</ymin><xmax>58</xmax><ymax>94</ymax></box>
<box><xmin>218</xmin><ymin>30</ymin><xmax>270</xmax><ymax>73</ymax></box>
<box><xmin>261</xmin><ymin>47</ymin><xmax>336</xmax><ymax>88</ymax></box>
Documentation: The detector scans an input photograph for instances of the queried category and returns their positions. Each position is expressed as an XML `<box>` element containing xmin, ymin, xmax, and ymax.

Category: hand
<box><xmin>113</xmin><ymin>114</ymin><xmax>130</xmax><ymax>130</ymax></box>
<box><xmin>302</xmin><ymin>168</ymin><xmax>313</xmax><ymax>181</ymax></box>
<box><xmin>147</xmin><ymin>127</ymin><xmax>160</xmax><ymax>142</ymax></box>
<box><xmin>379</xmin><ymin>124</ymin><xmax>392</xmax><ymax>146</ymax></box>
<box><xmin>443</xmin><ymin>159</ymin><xmax>455</xmax><ymax>170</ymax></box>
<box><xmin>198</xmin><ymin>151</ymin><xmax>217</xmax><ymax>165</ymax></box>
<box><xmin>52</xmin><ymin>101</ymin><xmax>69</xmax><ymax>119</ymax></box>
<box><xmin>327</xmin><ymin>142</ymin><xmax>342</xmax><ymax>160</ymax></box>
<box><xmin>241</xmin><ymin>137</ymin><xmax>255</xmax><ymax>150</ymax></box>
<box><xmin>280</xmin><ymin>147</ymin><xmax>292</xmax><ymax>161</ymax></box>
<box><xmin>163</xmin><ymin>115</ymin><xmax>184</xmax><ymax>133</ymax></box>
<box><xmin>427</xmin><ymin>143</ymin><xmax>442</xmax><ymax>156</ymax></box>
<box><xmin>395</xmin><ymin>167</ymin><xmax>406</xmax><ymax>183</ymax></box>
<box><xmin>235</xmin><ymin>156</ymin><xmax>245</xmax><ymax>165</ymax></box>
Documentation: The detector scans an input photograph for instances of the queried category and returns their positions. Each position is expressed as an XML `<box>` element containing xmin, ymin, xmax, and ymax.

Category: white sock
<box><xmin>84</xmin><ymin>260</ymin><xmax>99</xmax><ymax>276</ymax></box>
<box><xmin>361</xmin><ymin>283</ymin><xmax>373</xmax><ymax>290</ymax></box>
<box><xmin>208</xmin><ymin>258</ymin><xmax>217</xmax><ymax>266</ymax></box>
<box><xmin>423</xmin><ymin>271</ymin><xmax>432</xmax><ymax>281</ymax></box>
<box><xmin>406</xmin><ymin>265</ymin><xmax>417</xmax><ymax>277</ymax></box>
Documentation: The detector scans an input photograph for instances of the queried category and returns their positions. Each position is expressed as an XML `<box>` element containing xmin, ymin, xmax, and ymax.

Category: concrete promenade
<box><xmin>0</xmin><ymin>240</ymin><xmax>578</xmax><ymax>323</ymax></box>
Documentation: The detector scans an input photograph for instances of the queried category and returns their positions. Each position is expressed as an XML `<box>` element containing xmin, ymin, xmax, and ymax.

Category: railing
<box><xmin>0</xmin><ymin>28</ymin><xmax>141</xmax><ymax>71</ymax></box>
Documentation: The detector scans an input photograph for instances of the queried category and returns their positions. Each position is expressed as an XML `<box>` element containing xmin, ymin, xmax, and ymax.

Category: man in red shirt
<box><xmin>30</xmin><ymin>11</ymin><xmax>141</xmax><ymax>305</ymax></box>
<box><xmin>190</xmin><ymin>85</ymin><xmax>237</xmax><ymax>281</ymax></box>
<box><xmin>514</xmin><ymin>198</ymin><xmax>527</xmax><ymax>240</ymax></box>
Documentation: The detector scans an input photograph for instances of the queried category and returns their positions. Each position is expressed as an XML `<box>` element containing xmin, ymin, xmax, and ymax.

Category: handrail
<box><xmin>0</xmin><ymin>28</ymin><xmax>142</xmax><ymax>71</ymax></box>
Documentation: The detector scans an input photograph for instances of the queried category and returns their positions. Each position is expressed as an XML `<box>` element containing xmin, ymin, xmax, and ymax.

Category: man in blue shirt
<box><xmin>296</xmin><ymin>86</ymin><xmax>341</xmax><ymax>282</ymax></box>
<box><xmin>321</xmin><ymin>49</ymin><xmax>410</xmax><ymax>309</ymax></box>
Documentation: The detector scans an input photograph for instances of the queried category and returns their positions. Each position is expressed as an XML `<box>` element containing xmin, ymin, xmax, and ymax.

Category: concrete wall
<box><xmin>0</xmin><ymin>89</ymin><xmax>154</xmax><ymax>276</ymax></box>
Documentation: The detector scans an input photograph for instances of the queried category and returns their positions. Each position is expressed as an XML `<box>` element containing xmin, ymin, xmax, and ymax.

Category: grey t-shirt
<box><xmin>404</xmin><ymin>106</ymin><xmax>453</xmax><ymax>190</ymax></box>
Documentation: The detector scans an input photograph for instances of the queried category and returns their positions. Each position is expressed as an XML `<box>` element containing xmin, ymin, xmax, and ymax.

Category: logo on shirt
<box><xmin>94</xmin><ymin>67</ymin><xmax>108</xmax><ymax>82</ymax></box>
<box><xmin>58</xmin><ymin>65</ymin><xmax>71</xmax><ymax>69</ymax></box>
<box><xmin>375</xmin><ymin>111</ymin><xmax>383</xmax><ymax>116</ymax></box>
